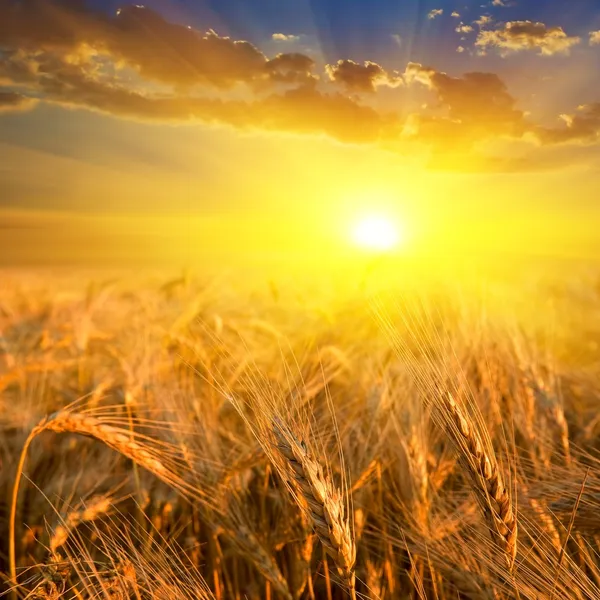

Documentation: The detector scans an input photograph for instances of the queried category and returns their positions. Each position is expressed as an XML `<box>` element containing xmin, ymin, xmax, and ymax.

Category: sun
<box><xmin>352</xmin><ymin>214</ymin><xmax>402</xmax><ymax>252</ymax></box>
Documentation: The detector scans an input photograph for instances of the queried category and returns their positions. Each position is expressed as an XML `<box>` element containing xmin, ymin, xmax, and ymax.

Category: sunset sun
<box><xmin>352</xmin><ymin>214</ymin><xmax>402</xmax><ymax>252</ymax></box>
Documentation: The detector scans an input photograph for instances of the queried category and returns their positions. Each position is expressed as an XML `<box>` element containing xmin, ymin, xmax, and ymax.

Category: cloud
<box><xmin>457</xmin><ymin>46</ymin><xmax>466</xmax><ymax>53</ymax></box>
<box><xmin>0</xmin><ymin>1</ymin><xmax>398</xmax><ymax>147</ymax></box>
<box><xmin>492</xmin><ymin>0</ymin><xmax>508</xmax><ymax>6</ymax></box>
<box><xmin>0</xmin><ymin>1</ymin><xmax>270</xmax><ymax>90</ymax></box>
<box><xmin>265</xmin><ymin>53</ymin><xmax>317</xmax><ymax>85</ymax></box>
<box><xmin>107</xmin><ymin>15</ymin><xmax>269</xmax><ymax>89</ymax></box>
<box><xmin>456</xmin><ymin>24</ymin><xmax>474</xmax><ymax>34</ymax></box>
<box><xmin>271</xmin><ymin>33</ymin><xmax>300</xmax><ymax>42</ymax></box>
<box><xmin>535</xmin><ymin>104</ymin><xmax>600</xmax><ymax>144</ymax></box>
<box><xmin>1</xmin><ymin>0</ymin><xmax>599</xmax><ymax>174</ymax></box>
<box><xmin>451</xmin><ymin>12</ymin><xmax>461</xmax><ymax>18</ymax></box>
<box><xmin>403</xmin><ymin>62</ymin><xmax>437</xmax><ymax>86</ymax></box>
<box><xmin>0</xmin><ymin>91</ymin><xmax>38</xmax><ymax>113</ymax></box>
<box><xmin>325</xmin><ymin>60</ymin><xmax>401</xmax><ymax>93</ymax></box>
<box><xmin>258</xmin><ymin>86</ymin><xmax>399</xmax><ymax>143</ymax></box>
<box><xmin>475</xmin><ymin>21</ymin><xmax>581</xmax><ymax>56</ymax></box>
<box><xmin>428</xmin><ymin>9</ymin><xmax>443</xmax><ymax>20</ymax></box>
<box><xmin>0</xmin><ymin>54</ymin><xmax>395</xmax><ymax>145</ymax></box>
<box><xmin>474</xmin><ymin>16</ymin><xmax>494</xmax><ymax>28</ymax></box>
<box><xmin>590</xmin><ymin>31</ymin><xmax>600</xmax><ymax>46</ymax></box>
<box><xmin>404</xmin><ymin>63</ymin><xmax>526</xmax><ymax>150</ymax></box>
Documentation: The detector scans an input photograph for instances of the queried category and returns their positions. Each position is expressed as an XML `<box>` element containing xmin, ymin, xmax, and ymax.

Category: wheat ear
<box><xmin>10</xmin><ymin>410</ymin><xmax>170</xmax><ymax>595</ymax></box>
<box><xmin>50</xmin><ymin>494</ymin><xmax>113</xmax><ymax>552</ymax></box>
<box><xmin>231</xmin><ymin>524</ymin><xmax>293</xmax><ymax>600</ymax></box>
<box><xmin>439</xmin><ymin>393</ymin><xmax>518</xmax><ymax>571</ymax></box>
<box><xmin>272</xmin><ymin>421</ymin><xmax>356</xmax><ymax>598</ymax></box>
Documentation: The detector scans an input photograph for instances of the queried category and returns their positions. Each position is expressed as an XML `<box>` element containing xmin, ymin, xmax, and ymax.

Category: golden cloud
<box><xmin>428</xmin><ymin>9</ymin><xmax>443</xmax><ymax>20</ymax></box>
<box><xmin>403</xmin><ymin>62</ymin><xmax>437</xmax><ymax>87</ymax></box>
<box><xmin>0</xmin><ymin>52</ymin><xmax>396</xmax><ymax>144</ymax></box>
<box><xmin>325</xmin><ymin>60</ymin><xmax>401</xmax><ymax>93</ymax></box>
<box><xmin>474</xmin><ymin>16</ymin><xmax>494</xmax><ymax>28</ymax></box>
<box><xmin>456</xmin><ymin>24</ymin><xmax>474</xmax><ymax>34</ymax></box>
<box><xmin>272</xmin><ymin>33</ymin><xmax>300</xmax><ymax>42</ymax></box>
<box><xmin>265</xmin><ymin>53</ymin><xmax>317</xmax><ymax>85</ymax></box>
<box><xmin>475</xmin><ymin>21</ymin><xmax>581</xmax><ymax>56</ymax></box>
<box><xmin>0</xmin><ymin>1</ymin><xmax>299</xmax><ymax>90</ymax></box>
<box><xmin>0</xmin><ymin>0</ymin><xmax>599</xmax><ymax>173</ymax></box>
<box><xmin>404</xmin><ymin>64</ymin><xmax>526</xmax><ymax>151</ymax></box>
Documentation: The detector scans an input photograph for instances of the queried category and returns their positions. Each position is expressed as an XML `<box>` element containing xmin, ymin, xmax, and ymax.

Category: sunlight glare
<box><xmin>352</xmin><ymin>214</ymin><xmax>402</xmax><ymax>252</ymax></box>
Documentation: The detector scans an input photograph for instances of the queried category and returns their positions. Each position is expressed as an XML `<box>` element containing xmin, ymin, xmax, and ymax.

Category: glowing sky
<box><xmin>1</xmin><ymin>0</ymin><xmax>599</xmax><ymax>264</ymax></box>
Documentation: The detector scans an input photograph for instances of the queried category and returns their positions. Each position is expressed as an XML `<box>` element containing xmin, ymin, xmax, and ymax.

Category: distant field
<box><xmin>1</xmin><ymin>265</ymin><xmax>600</xmax><ymax>599</ymax></box>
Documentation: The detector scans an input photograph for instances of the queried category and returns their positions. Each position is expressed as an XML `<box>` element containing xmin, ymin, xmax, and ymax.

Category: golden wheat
<box><xmin>438</xmin><ymin>392</ymin><xmax>518</xmax><ymax>571</ymax></box>
<box><xmin>272</xmin><ymin>419</ymin><xmax>357</xmax><ymax>598</ymax></box>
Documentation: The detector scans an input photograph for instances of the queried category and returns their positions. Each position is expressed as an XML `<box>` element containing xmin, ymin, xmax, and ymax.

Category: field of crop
<box><xmin>1</xmin><ymin>263</ymin><xmax>600</xmax><ymax>599</ymax></box>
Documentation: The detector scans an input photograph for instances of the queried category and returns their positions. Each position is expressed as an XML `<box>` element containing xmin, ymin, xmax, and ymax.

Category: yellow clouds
<box><xmin>404</xmin><ymin>62</ymin><xmax>600</xmax><ymax>153</ymax></box>
<box><xmin>474</xmin><ymin>16</ymin><xmax>494</xmax><ymax>28</ymax></box>
<box><xmin>455</xmin><ymin>24</ymin><xmax>474</xmax><ymax>34</ymax></box>
<box><xmin>0</xmin><ymin>2</ymin><xmax>308</xmax><ymax>91</ymax></box>
<box><xmin>0</xmin><ymin>1</ymin><xmax>398</xmax><ymax>145</ymax></box>
<box><xmin>325</xmin><ymin>60</ymin><xmax>401</xmax><ymax>93</ymax></box>
<box><xmin>403</xmin><ymin>64</ymin><xmax>525</xmax><ymax>152</ymax></box>
<box><xmin>475</xmin><ymin>21</ymin><xmax>581</xmax><ymax>56</ymax></box>
<box><xmin>590</xmin><ymin>31</ymin><xmax>600</xmax><ymax>46</ymax></box>
<box><xmin>0</xmin><ymin>0</ymin><xmax>599</xmax><ymax>173</ymax></box>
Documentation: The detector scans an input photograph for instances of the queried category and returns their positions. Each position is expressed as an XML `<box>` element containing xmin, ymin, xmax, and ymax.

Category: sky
<box><xmin>1</xmin><ymin>0</ymin><xmax>600</xmax><ymax>265</ymax></box>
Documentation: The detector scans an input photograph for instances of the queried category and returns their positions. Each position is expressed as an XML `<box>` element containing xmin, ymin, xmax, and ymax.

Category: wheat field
<box><xmin>1</xmin><ymin>263</ymin><xmax>600</xmax><ymax>599</ymax></box>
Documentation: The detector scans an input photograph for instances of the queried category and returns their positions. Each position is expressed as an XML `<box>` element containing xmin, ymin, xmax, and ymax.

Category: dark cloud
<box><xmin>475</xmin><ymin>21</ymin><xmax>581</xmax><ymax>56</ymax></box>
<box><xmin>0</xmin><ymin>91</ymin><xmax>38</xmax><ymax>112</ymax></box>
<box><xmin>0</xmin><ymin>0</ymin><xmax>104</xmax><ymax>54</ymax></box>
<box><xmin>325</xmin><ymin>59</ymin><xmax>400</xmax><ymax>93</ymax></box>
